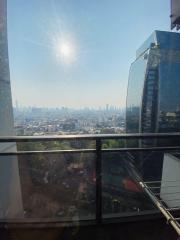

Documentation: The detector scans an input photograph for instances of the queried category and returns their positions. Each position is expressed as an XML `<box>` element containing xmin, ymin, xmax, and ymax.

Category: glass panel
<box><xmin>158</xmin><ymin>62</ymin><xmax>180</xmax><ymax>132</ymax></box>
<box><xmin>126</xmin><ymin>55</ymin><xmax>148</xmax><ymax>133</ymax></box>
<box><xmin>18</xmin><ymin>152</ymin><xmax>96</xmax><ymax>220</ymax></box>
<box><xmin>136</xmin><ymin>33</ymin><xmax>155</xmax><ymax>58</ymax></box>
<box><xmin>102</xmin><ymin>151</ymin><xmax>156</xmax><ymax>218</ymax></box>
<box><xmin>102</xmin><ymin>149</ymin><xmax>180</xmax><ymax>218</ymax></box>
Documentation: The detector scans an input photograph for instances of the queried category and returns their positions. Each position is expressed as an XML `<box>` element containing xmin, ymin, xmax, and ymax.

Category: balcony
<box><xmin>0</xmin><ymin>133</ymin><xmax>180</xmax><ymax>240</ymax></box>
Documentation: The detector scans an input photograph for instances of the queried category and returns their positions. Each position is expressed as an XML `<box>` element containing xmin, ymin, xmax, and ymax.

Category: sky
<box><xmin>7</xmin><ymin>0</ymin><xmax>175</xmax><ymax>108</ymax></box>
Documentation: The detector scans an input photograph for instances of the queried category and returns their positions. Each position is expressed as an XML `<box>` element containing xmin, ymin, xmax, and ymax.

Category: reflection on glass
<box><xmin>126</xmin><ymin>31</ymin><xmax>180</xmax><ymax>181</ymax></box>
<box><xmin>126</xmin><ymin>55</ymin><xmax>148</xmax><ymax>133</ymax></box>
<box><xmin>102</xmin><ymin>152</ymin><xmax>155</xmax><ymax>218</ymax></box>
<box><xmin>126</xmin><ymin>31</ymin><xmax>180</xmax><ymax>134</ymax></box>
<box><xmin>19</xmin><ymin>152</ymin><xmax>95</xmax><ymax>220</ymax></box>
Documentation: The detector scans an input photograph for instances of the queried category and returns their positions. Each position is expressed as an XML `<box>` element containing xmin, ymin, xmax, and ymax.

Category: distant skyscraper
<box><xmin>0</xmin><ymin>0</ymin><xmax>23</xmax><ymax>218</ymax></box>
<box><xmin>126</xmin><ymin>30</ymin><xmax>180</xmax><ymax>134</ymax></box>
<box><xmin>106</xmin><ymin>104</ymin><xmax>109</xmax><ymax>111</ymax></box>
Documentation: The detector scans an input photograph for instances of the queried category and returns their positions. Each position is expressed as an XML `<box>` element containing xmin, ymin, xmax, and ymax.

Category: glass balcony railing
<box><xmin>0</xmin><ymin>133</ymin><xmax>180</xmax><ymax>226</ymax></box>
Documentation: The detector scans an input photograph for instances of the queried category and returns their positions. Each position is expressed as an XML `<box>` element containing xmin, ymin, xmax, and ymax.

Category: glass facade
<box><xmin>136</xmin><ymin>34</ymin><xmax>156</xmax><ymax>58</ymax></box>
<box><xmin>126</xmin><ymin>55</ymin><xmax>148</xmax><ymax>133</ymax></box>
<box><xmin>126</xmin><ymin>30</ymin><xmax>180</xmax><ymax>134</ymax></box>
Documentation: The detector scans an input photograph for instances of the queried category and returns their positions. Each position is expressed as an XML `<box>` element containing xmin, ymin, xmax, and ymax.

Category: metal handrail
<box><xmin>0</xmin><ymin>132</ymin><xmax>180</xmax><ymax>142</ymax></box>
<box><xmin>141</xmin><ymin>179</ymin><xmax>180</xmax><ymax>236</ymax></box>
<box><xmin>0</xmin><ymin>146</ymin><xmax>180</xmax><ymax>156</ymax></box>
<box><xmin>139</xmin><ymin>181</ymin><xmax>180</xmax><ymax>236</ymax></box>
<box><xmin>0</xmin><ymin>133</ymin><xmax>180</xmax><ymax>226</ymax></box>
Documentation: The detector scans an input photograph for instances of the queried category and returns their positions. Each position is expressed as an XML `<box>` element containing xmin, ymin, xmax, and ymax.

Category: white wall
<box><xmin>160</xmin><ymin>153</ymin><xmax>180</xmax><ymax>208</ymax></box>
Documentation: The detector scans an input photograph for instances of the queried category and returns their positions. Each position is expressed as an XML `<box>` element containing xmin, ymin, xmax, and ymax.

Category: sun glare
<box><xmin>59</xmin><ymin>42</ymin><xmax>72</xmax><ymax>57</ymax></box>
<box><xmin>54</xmin><ymin>38</ymin><xmax>76</xmax><ymax>64</ymax></box>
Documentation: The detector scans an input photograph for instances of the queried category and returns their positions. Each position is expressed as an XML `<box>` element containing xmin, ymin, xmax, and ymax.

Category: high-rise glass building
<box><xmin>0</xmin><ymin>0</ymin><xmax>23</xmax><ymax>218</ymax></box>
<box><xmin>126</xmin><ymin>30</ymin><xmax>180</xmax><ymax>134</ymax></box>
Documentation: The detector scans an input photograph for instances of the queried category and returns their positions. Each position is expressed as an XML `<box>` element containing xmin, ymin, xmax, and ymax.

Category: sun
<box><xmin>55</xmin><ymin>39</ymin><xmax>76</xmax><ymax>64</ymax></box>
<box><xmin>59</xmin><ymin>42</ymin><xmax>73</xmax><ymax>57</ymax></box>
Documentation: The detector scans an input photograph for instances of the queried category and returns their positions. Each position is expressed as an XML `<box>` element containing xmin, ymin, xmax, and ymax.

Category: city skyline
<box><xmin>8</xmin><ymin>0</ymin><xmax>174</xmax><ymax>108</ymax></box>
<box><xmin>13</xmin><ymin>102</ymin><xmax>124</xmax><ymax>110</ymax></box>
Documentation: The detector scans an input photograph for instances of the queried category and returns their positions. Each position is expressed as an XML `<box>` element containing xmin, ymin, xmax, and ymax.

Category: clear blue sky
<box><xmin>7</xmin><ymin>0</ymin><xmax>175</xmax><ymax>108</ymax></box>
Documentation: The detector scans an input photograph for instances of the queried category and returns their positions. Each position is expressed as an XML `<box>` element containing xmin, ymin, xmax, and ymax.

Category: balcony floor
<box><xmin>0</xmin><ymin>215</ymin><xmax>178</xmax><ymax>240</ymax></box>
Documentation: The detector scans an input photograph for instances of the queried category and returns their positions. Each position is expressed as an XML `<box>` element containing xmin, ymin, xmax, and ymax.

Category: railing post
<box><xmin>96</xmin><ymin>138</ymin><xmax>102</xmax><ymax>224</ymax></box>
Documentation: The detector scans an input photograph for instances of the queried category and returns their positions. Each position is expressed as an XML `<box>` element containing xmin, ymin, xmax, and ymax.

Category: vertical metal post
<box><xmin>96</xmin><ymin>138</ymin><xmax>102</xmax><ymax>224</ymax></box>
